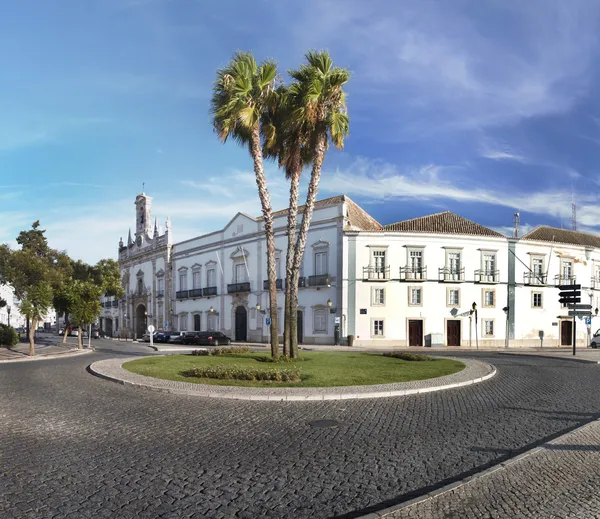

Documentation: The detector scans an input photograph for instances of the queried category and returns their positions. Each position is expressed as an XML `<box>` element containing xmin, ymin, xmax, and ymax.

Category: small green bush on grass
<box><xmin>191</xmin><ymin>346</ymin><xmax>251</xmax><ymax>356</ymax></box>
<box><xmin>383</xmin><ymin>352</ymin><xmax>433</xmax><ymax>361</ymax></box>
<box><xmin>181</xmin><ymin>364</ymin><xmax>301</xmax><ymax>382</ymax></box>
<box><xmin>0</xmin><ymin>324</ymin><xmax>19</xmax><ymax>347</ymax></box>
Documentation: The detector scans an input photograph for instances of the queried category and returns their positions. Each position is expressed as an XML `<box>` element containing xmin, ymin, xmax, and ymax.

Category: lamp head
<box><xmin>255</xmin><ymin>304</ymin><xmax>261</xmax><ymax>311</ymax></box>
<box><xmin>209</xmin><ymin>306</ymin><xmax>214</xmax><ymax>313</ymax></box>
<box><xmin>472</xmin><ymin>302</ymin><xmax>477</xmax><ymax>311</ymax></box>
<box><xmin>327</xmin><ymin>299</ymin><xmax>333</xmax><ymax>308</ymax></box>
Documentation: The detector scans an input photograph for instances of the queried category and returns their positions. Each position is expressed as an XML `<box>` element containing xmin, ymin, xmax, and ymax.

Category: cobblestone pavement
<box><xmin>2</xmin><ymin>352</ymin><xmax>600</xmax><ymax>518</ymax></box>
<box><xmin>388</xmin><ymin>418</ymin><xmax>600</xmax><ymax>519</ymax></box>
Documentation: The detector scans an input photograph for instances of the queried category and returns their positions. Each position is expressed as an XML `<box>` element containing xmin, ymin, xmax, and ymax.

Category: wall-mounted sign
<box><xmin>552</xmin><ymin>322</ymin><xmax>558</xmax><ymax>326</ymax></box>
<box><xmin>360</xmin><ymin>309</ymin><xmax>367</xmax><ymax>315</ymax></box>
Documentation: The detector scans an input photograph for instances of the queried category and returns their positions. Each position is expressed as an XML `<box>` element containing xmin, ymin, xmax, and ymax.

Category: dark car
<box><xmin>191</xmin><ymin>331</ymin><xmax>232</xmax><ymax>347</ymax></box>
<box><xmin>168</xmin><ymin>332</ymin><xmax>184</xmax><ymax>344</ymax></box>
<box><xmin>182</xmin><ymin>331</ymin><xmax>201</xmax><ymax>345</ymax></box>
<box><xmin>154</xmin><ymin>331</ymin><xmax>171</xmax><ymax>343</ymax></box>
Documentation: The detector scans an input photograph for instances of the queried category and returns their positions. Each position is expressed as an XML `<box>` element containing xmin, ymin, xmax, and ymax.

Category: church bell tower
<box><xmin>135</xmin><ymin>192</ymin><xmax>152</xmax><ymax>239</ymax></box>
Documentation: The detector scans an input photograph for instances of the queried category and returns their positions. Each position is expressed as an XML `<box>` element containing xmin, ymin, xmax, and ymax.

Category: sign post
<box><xmin>558</xmin><ymin>284</ymin><xmax>583</xmax><ymax>356</ymax></box>
<box><xmin>148</xmin><ymin>324</ymin><xmax>155</xmax><ymax>347</ymax></box>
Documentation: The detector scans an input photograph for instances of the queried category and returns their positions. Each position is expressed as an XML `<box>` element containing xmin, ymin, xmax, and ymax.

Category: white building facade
<box><xmin>105</xmin><ymin>192</ymin><xmax>600</xmax><ymax>348</ymax></box>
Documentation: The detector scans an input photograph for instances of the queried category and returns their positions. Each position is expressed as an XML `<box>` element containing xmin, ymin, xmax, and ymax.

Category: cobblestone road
<box><xmin>2</xmin><ymin>352</ymin><xmax>600</xmax><ymax>518</ymax></box>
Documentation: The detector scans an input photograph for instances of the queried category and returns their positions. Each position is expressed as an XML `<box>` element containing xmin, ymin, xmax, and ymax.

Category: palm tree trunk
<box><xmin>283</xmin><ymin>168</ymin><xmax>301</xmax><ymax>357</ymax></box>
<box><xmin>290</xmin><ymin>134</ymin><xmax>327</xmax><ymax>358</ymax></box>
<box><xmin>28</xmin><ymin>317</ymin><xmax>36</xmax><ymax>356</ymax></box>
<box><xmin>250</xmin><ymin>127</ymin><xmax>279</xmax><ymax>358</ymax></box>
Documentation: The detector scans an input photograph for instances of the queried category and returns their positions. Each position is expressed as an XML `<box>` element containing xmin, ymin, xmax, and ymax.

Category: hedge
<box><xmin>191</xmin><ymin>346</ymin><xmax>251</xmax><ymax>356</ymax></box>
<box><xmin>0</xmin><ymin>324</ymin><xmax>19</xmax><ymax>347</ymax></box>
<box><xmin>382</xmin><ymin>352</ymin><xmax>433</xmax><ymax>361</ymax></box>
<box><xmin>181</xmin><ymin>364</ymin><xmax>301</xmax><ymax>382</ymax></box>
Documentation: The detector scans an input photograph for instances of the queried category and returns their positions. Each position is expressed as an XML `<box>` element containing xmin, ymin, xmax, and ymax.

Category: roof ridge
<box><xmin>385</xmin><ymin>210</ymin><xmax>451</xmax><ymax>227</ymax></box>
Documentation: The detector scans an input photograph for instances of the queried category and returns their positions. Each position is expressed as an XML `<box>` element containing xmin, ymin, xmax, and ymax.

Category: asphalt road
<box><xmin>2</xmin><ymin>350</ymin><xmax>600</xmax><ymax>518</ymax></box>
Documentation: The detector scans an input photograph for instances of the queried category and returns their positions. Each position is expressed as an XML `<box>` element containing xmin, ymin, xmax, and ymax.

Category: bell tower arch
<box><xmin>135</xmin><ymin>193</ymin><xmax>152</xmax><ymax>238</ymax></box>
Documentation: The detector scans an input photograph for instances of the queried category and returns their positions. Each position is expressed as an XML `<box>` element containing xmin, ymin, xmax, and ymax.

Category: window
<box><xmin>157</xmin><ymin>278</ymin><xmax>164</xmax><ymax>295</ymax></box>
<box><xmin>483</xmin><ymin>289</ymin><xmax>495</xmax><ymax>308</ymax></box>
<box><xmin>193</xmin><ymin>271</ymin><xmax>201</xmax><ymax>289</ymax></box>
<box><xmin>482</xmin><ymin>252</ymin><xmax>497</xmax><ymax>281</ymax></box>
<box><xmin>409</xmin><ymin>249</ymin><xmax>423</xmax><ymax>278</ymax></box>
<box><xmin>562</xmin><ymin>260</ymin><xmax>573</xmax><ymax>281</ymax></box>
<box><xmin>372</xmin><ymin>319</ymin><xmax>384</xmax><ymax>337</ymax></box>
<box><xmin>409</xmin><ymin>287</ymin><xmax>422</xmax><ymax>306</ymax></box>
<box><xmin>157</xmin><ymin>303</ymin><xmax>163</xmax><ymax>323</ymax></box>
<box><xmin>137</xmin><ymin>278</ymin><xmax>144</xmax><ymax>295</ymax></box>
<box><xmin>276</xmin><ymin>256</ymin><xmax>281</xmax><ymax>279</ymax></box>
<box><xmin>207</xmin><ymin>312</ymin><xmax>217</xmax><ymax>331</ymax></box>
<box><xmin>373</xmin><ymin>250</ymin><xmax>386</xmax><ymax>273</ymax></box>
<box><xmin>207</xmin><ymin>268</ymin><xmax>216</xmax><ymax>287</ymax></box>
<box><xmin>373</xmin><ymin>287</ymin><xmax>385</xmax><ymax>306</ymax></box>
<box><xmin>446</xmin><ymin>250</ymin><xmax>462</xmax><ymax>281</ymax></box>
<box><xmin>532</xmin><ymin>257</ymin><xmax>544</xmax><ymax>277</ymax></box>
<box><xmin>235</xmin><ymin>263</ymin><xmax>247</xmax><ymax>283</ymax></box>
<box><xmin>448</xmin><ymin>252</ymin><xmax>461</xmax><ymax>273</ymax></box>
<box><xmin>315</xmin><ymin>251</ymin><xmax>328</xmax><ymax>276</ymax></box>
<box><xmin>193</xmin><ymin>314</ymin><xmax>201</xmax><ymax>331</ymax></box>
<box><xmin>179</xmin><ymin>273</ymin><xmax>187</xmax><ymax>291</ymax></box>
<box><xmin>532</xmin><ymin>292</ymin><xmax>543</xmax><ymax>308</ymax></box>
<box><xmin>179</xmin><ymin>314</ymin><xmax>187</xmax><ymax>331</ymax></box>
<box><xmin>483</xmin><ymin>319</ymin><xmax>494</xmax><ymax>337</ymax></box>
<box><xmin>314</xmin><ymin>309</ymin><xmax>327</xmax><ymax>333</ymax></box>
<box><xmin>447</xmin><ymin>288</ymin><xmax>460</xmax><ymax>306</ymax></box>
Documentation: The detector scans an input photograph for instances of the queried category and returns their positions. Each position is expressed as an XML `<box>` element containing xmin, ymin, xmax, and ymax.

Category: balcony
<box><xmin>362</xmin><ymin>266</ymin><xmax>390</xmax><ymax>281</ymax></box>
<box><xmin>202</xmin><ymin>286</ymin><xmax>218</xmax><ymax>297</ymax></box>
<box><xmin>308</xmin><ymin>274</ymin><xmax>330</xmax><ymax>287</ymax></box>
<box><xmin>438</xmin><ymin>267</ymin><xmax>465</xmax><ymax>282</ymax></box>
<box><xmin>554</xmin><ymin>275</ymin><xmax>576</xmax><ymax>286</ymax></box>
<box><xmin>400</xmin><ymin>266</ymin><xmax>427</xmax><ymax>281</ymax></box>
<box><xmin>176</xmin><ymin>290</ymin><xmax>189</xmax><ymax>299</ymax></box>
<box><xmin>227</xmin><ymin>282</ymin><xmax>251</xmax><ymax>294</ymax></box>
<box><xmin>263</xmin><ymin>279</ymin><xmax>283</xmax><ymax>290</ymax></box>
<box><xmin>156</xmin><ymin>290</ymin><xmax>164</xmax><ymax>298</ymax></box>
<box><xmin>593</xmin><ymin>277</ymin><xmax>600</xmax><ymax>289</ymax></box>
<box><xmin>474</xmin><ymin>269</ymin><xmax>499</xmax><ymax>284</ymax></box>
<box><xmin>189</xmin><ymin>288</ymin><xmax>203</xmax><ymax>298</ymax></box>
<box><xmin>111</xmin><ymin>300</ymin><xmax>118</xmax><ymax>307</ymax></box>
<box><xmin>298</xmin><ymin>277</ymin><xmax>307</xmax><ymax>288</ymax></box>
<box><xmin>524</xmin><ymin>272</ymin><xmax>547</xmax><ymax>285</ymax></box>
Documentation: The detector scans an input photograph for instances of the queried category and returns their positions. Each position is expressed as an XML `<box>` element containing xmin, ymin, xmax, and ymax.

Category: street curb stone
<box><xmin>0</xmin><ymin>348</ymin><xmax>93</xmax><ymax>364</ymax></box>
<box><xmin>499</xmin><ymin>351</ymin><xmax>600</xmax><ymax>364</ymax></box>
<box><xmin>88</xmin><ymin>355</ymin><xmax>496</xmax><ymax>401</ymax></box>
<box><xmin>358</xmin><ymin>418</ymin><xmax>600</xmax><ymax>518</ymax></box>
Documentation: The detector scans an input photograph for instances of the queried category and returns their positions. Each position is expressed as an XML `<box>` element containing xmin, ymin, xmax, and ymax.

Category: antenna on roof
<box><xmin>513</xmin><ymin>212</ymin><xmax>520</xmax><ymax>238</ymax></box>
<box><xmin>572</xmin><ymin>201</ymin><xmax>577</xmax><ymax>231</ymax></box>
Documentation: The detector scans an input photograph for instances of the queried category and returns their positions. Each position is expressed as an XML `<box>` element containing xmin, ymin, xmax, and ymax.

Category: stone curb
<box><xmin>499</xmin><ymin>351</ymin><xmax>600</xmax><ymax>364</ymax></box>
<box><xmin>357</xmin><ymin>414</ymin><xmax>600</xmax><ymax>518</ymax></box>
<box><xmin>88</xmin><ymin>356</ymin><xmax>496</xmax><ymax>402</ymax></box>
<box><xmin>0</xmin><ymin>348</ymin><xmax>94</xmax><ymax>364</ymax></box>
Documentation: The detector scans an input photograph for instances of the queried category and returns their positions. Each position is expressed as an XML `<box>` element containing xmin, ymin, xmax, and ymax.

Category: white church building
<box><xmin>100</xmin><ymin>192</ymin><xmax>600</xmax><ymax>348</ymax></box>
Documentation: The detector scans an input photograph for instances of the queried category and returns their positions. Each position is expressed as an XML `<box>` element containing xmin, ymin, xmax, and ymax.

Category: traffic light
<box><xmin>558</xmin><ymin>284</ymin><xmax>581</xmax><ymax>305</ymax></box>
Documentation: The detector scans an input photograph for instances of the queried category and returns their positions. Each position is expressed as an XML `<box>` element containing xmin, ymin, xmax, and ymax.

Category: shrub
<box><xmin>190</xmin><ymin>346</ymin><xmax>251</xmax><ymax>357</ymax></box>
<box><xmin>383</xmin><ymin>352</ymin><xmax>433</xmax><ymax>361</ymax></box>
<box><xmin>181</xmin><ymin>364</ymin><xmax>301</xmax><ymax>382</ymax></box>
<box><xmin>0</xmin><ymin>324</ymin><xmax>19</xmax><ymax>347</ymax></box>
<box><xmin>255</xmin><ymin>355</ymin><xmax>298</xmax><ymax>363</ymax></box>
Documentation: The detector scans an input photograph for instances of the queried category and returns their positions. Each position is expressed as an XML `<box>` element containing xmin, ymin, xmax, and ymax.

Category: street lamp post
<box><xmin>472</xmin><ymin>302</ymin><xmax>478</xmax><ymax>350</ymax></box>
<box><xmin>7</xmin><ymin>306</ymin><xmax>11</xmax><ymax>327</ymax></box>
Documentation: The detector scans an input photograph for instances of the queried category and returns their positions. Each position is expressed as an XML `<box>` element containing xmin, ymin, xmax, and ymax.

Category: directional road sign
<box><xmin>558</xmin><ymin>284</ymin><xmax>582</xmax><ymax>291</ymax></box>
<box><xmin>568</xmin><ymin>304</ymin><xmax>592</xmax><ymax>310</ymax></box>
<box><xmin>559</xmin><ymin>284</ymin><xmax>581</xmax><ymax>305</ymax></box>
<box><xmin>568</xmin><ymin>310</ymin><xmax>591</xmax><ymax>317</ymax></box>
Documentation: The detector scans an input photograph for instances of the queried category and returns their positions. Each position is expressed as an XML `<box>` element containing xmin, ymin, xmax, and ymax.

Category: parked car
<box><xmin>154</xmin><ymin>331</ymin><xmax>171</xmax><ymax>343</ymax></box>
<box><xmin>182</xmin><ymin>331</ymin><xmax>201</xmax><ymax>345</ymax></box>
<box><xmin>142</xmin><ymin>331</ymin><xmax>157</xmax><ymax>342</ymax></box>
<box><xmin>186</xmin><ymin>331</ymin><xmax>232</xmax><ymax>347</ymax></box>
<box><xmin>69</xmin><ymin>328</ymin><xmax>79</xmax><ymax>337</ymax></box>
<box><xmin>91</xmin><ymin>329</ymin><xmax>100</xmax><ymax>339</ymax></box>
<box><xmin>591</xmin><ymin>330</ymin><xmax>600</xmax><ymax>348</ymax></box>
<box><xmin>168</xmin><ymin>332</ymin><xmax>184</xmax><ymax>344</ymax></box>
<box><xmin>58</xmin><ymin>328</ymin><xmax>64</xmax><ymax>335</ymax></box>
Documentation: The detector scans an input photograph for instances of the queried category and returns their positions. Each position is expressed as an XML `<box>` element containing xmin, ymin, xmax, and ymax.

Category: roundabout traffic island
<box><xmin>90</xmin><ymin>349</ymin><xmax>497</xmax><ymax>401</ymax></box>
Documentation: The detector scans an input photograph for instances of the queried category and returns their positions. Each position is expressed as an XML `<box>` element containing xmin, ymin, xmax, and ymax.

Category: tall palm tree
<box><xmin>287</xmin><ymin>51</ymin><xmax>350</xmax><ymax>358</ymax></box>
<box><xmin>262</xmin><ymin>87</ymin><xmax>313</xmax><ymax>356</ymax></box>
<box><xmin>211</xmin><ymin>51</ymin><xmax>280</xmax><ymax>359</ymax></box>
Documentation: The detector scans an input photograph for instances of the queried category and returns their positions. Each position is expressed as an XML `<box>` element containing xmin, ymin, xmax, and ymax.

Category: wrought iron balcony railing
<box><xmin>263</xmin><ymin>279</ymin><xmax>283</xmax><ymax>290</ymax></box>
<box><xmin>189</xmin><ymin>288</ymin><xmax>203</xmax><ymax>298</ymax></box>
<box><xmin>592</xmin><ymin>277</ymin><xmax>600</xmax><ymax>289</ymax></box>
<box><xmin>308</xmin><ymin>274</ymin><xmax>330</xmax><ymax>287</ymax></box>
<box><xmin>554</xmin><ymin>275</ymin><xmax>576</xmax><ymax>286</ymax></box>
<box><xmin>156</xmin><ymin>290</ymin><xmax>164</xmax><ymax>297</ymax></box>
<box><xmin>474</xmin><ymin>269</ymin><xmax>500</xmax><ymax>283</ymax></box>
<box><xmin>524</xmin><ymin>272</ymin><xmax>547</xmax><ymax>285</ymax></box>
<box><xmin>438</xmin><ymin>267</ymin><xmax>465</xmax><ymax>282</ymax></box>
<box><xmin>176</xmin><ymin>290</ymin><xmax>189</xmax><ymax>299</ymax></box>
<box><xmin>362</xmin><ymin>265</ymin><xmax>390</xmax><ymax>280</ymax></box>
<box><xmin>202</xmin><ymin>286</ymin><xmax>217</xmax><ymax>297</ymax></box>
<box><xmin>227</xmin><ymin>282</ymin><xmax>251</xmax><ymax>294</ymax></box>
<box><xmin>400</xmin><ymin>266</ymin><xmax>427</xmax><ymax>281</ymax></box>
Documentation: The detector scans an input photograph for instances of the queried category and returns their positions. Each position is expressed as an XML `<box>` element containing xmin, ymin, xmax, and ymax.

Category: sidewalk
<box><xmin>0</xmin><ymin>341</ymin><xmax>88</xmax><ymax>361</ymax></box>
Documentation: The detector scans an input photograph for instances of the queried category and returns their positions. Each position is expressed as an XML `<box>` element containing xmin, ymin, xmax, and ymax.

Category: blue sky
<box><xmin>2</xmin><ymin>0</ymin><xmax>600</xmax><ymax>262</ymax></box>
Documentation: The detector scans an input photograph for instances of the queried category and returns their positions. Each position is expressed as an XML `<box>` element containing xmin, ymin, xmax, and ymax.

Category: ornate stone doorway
<box><xmin>235</xmin><ymin>306</ymin><xmax>247</xmax><ymax>341</ymax></box>
<box><xmin>135</xmin><ymin>304</ymin><xmax>147</xmax><ymax>339</ymax></box>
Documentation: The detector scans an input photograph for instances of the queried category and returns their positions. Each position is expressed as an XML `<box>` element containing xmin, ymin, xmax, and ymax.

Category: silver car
<box><xmin>591</xmin><ymin>330</ymin><xmax>600</xmax><ymax>348</ymax></box>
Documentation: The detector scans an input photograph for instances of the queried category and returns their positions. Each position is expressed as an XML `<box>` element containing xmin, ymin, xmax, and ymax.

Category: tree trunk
<box><xmin>63</xmin><ymin>326</ymin><xmax>69</xmax><ymax>343</ymax></box>
<box><xmin>290</xmin><ymin>134</ymin><xmax>327</xmax><ymax>358</ymax></box>
<box><xmin>250</xmin><ymin>127</ymin><xmax>279</xmax><ymax>359</ymax></box>
<box><xmin>77</xmin><ymin>325</ymin><xmax>83</xmax><ymax>349</ymax></box>
<box><xmin>28</xmin><ymin>317</ymin><xmax>36</xmax><ymax>356</ymax></box>
<box><xmin>283</xmin><ymin>168</ymin><xmax>302</xmax><ymax>357</ymax></box>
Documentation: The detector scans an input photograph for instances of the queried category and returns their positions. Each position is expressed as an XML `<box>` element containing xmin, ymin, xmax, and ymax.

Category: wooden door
<box><xmin>447</xmin><ymin>320</ymin><xmax>461</xmax><ymax>346</ymax></box>
<box><xmin>408</xmin><ymin>320</ymin><xmax>423</xmax><ymax>346</ymax></box>
<box><xmin>561</xmin><ymin>320</ymin><xmax>572</xmax><ymax>346</ymax></box>
<box><xmin>297</xmin><ymin>310</ymin><xmax>303</xmax><ymax>344</ymax></box>
<box><xmin>235</xmin><ymin>306</ymin><xmax>247</xmax><ymax>341</ymax></box>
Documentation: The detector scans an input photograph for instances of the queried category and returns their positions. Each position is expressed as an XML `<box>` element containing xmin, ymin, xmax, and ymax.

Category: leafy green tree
<box><xmin>211</xmin><ymin>51</ymin><xmax>281</xmax><ymax>358</ymax></box>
